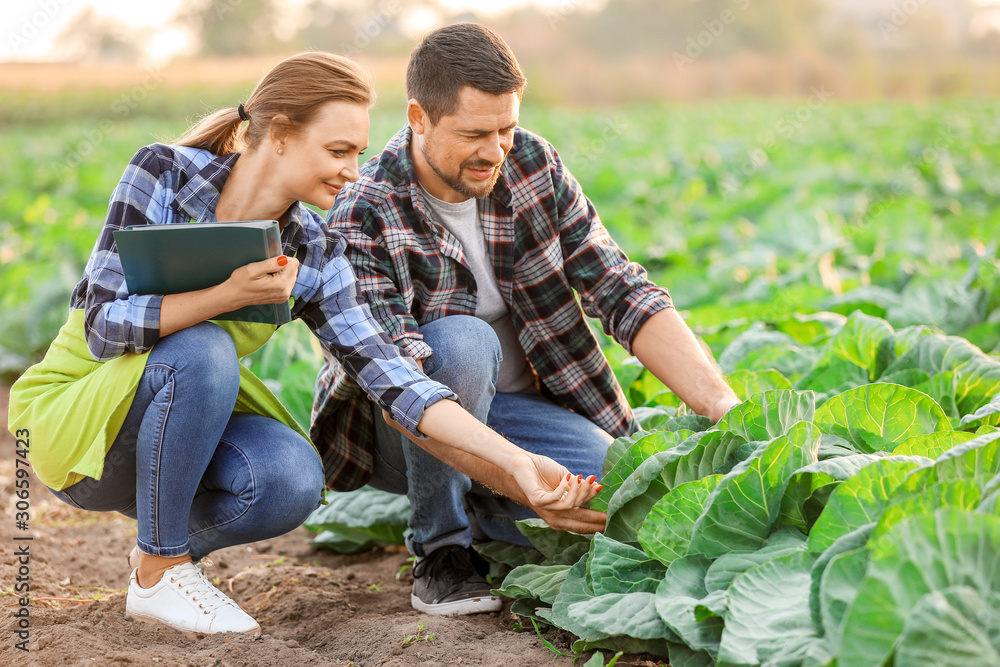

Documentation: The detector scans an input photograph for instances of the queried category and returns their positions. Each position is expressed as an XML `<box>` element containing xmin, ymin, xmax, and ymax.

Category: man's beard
<box><xmin>422</xmin><ymin>142</ymin><xmax>502</xmax><ymax>199</ymax></box>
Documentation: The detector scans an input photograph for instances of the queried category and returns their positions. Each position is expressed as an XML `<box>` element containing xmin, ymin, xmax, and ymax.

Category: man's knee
<box><xmin>420</xmin><ymin>315</ymin><xmax>501</xmax><ymax>394</ymax></box>
<box><xmin>585</xmin><ymin>441</ymin><xmax>613</xmax><ymax>481</ymax></box>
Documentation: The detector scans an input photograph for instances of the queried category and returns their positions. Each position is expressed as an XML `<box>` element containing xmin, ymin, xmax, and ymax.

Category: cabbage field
<box><xmin>4</xmin><ymin>97</ymin><xmax>1000</xmax><ymax>666</ymax></box>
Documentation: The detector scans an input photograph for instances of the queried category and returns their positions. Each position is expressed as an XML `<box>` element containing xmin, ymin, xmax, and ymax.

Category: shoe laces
<box><xmin>168</xmin><ymin>563</ymin><xmax>237</xmax><ymax>616</ymax></box>
<box><xmin>412</xmin><ymin>545</ymin><xmax>477</xmax><ymax>582</ymax></box>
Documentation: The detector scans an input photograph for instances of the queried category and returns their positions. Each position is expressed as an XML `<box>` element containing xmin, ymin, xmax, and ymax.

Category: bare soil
<box><xmin>1</xmin><ymin>385</ymin><xmax>662</xmax><ymax>667</ymax></box>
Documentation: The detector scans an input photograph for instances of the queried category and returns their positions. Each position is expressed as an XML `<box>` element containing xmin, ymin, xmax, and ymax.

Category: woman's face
<box><xmin>277</xmin><ymin>100</ymin><xmax>370</xmax><ymax>210</ymax></box>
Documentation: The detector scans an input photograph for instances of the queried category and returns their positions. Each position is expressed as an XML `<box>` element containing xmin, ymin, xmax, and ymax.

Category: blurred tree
<box><xmin>294</xmin><ymin>0</ymin><xmax>363</xmax><ymax>51</ymax></box>
<box><xmin>292</xmin><ymin>0</ymin><xmax>430</xmax><ymax>57</ymax></box>
<box><xmin>549</xmin><ymin>0</ymin><xmax>824</xmax><ymax>59</ymax></box>
<box><xmin>176</xmin><ymin>0</ymin><xmax>281</xmax><ymax>56</ymax></box>
<box><xmin>729</xmin><ymin>0</ymin><xmax>824</xmax><ymax>52</ymax></box>
<box><xmin>53</xmin><ymin>8</ymin><xmax>143</xmax><ymax>62</ymax></box>
<box><xmin>969</xmin><ymin>30</ymin><xmax>1000</xmax><ymax>56</ymax></box>
<box><xmin>295</xmin><ymin>0</ymin><xmax>442</xmax><ymax>57</ymax></box>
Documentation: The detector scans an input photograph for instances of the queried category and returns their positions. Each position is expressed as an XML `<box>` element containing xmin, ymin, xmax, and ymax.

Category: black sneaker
<box><xmin>411</xmin><ymin>545</ymin><xmax>503</xmax><ymax>616</ymax></box>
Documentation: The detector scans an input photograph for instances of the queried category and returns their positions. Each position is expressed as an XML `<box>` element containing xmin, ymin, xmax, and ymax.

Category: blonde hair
<box><xmin>175</xmin><ymin>52</ymin><xmax>376</xmax><ymax>155</ymax></box>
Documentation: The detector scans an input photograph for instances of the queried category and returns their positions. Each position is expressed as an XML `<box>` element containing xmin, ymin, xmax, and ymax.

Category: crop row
<box><xmin>484</xmin><ymin>311</ymin><xmax>1000</xmax><ymax>666</ymax></box>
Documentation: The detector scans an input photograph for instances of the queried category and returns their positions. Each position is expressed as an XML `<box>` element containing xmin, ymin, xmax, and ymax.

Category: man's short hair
<box><xmin>406</xmin><ymin>22</ymin><xmax>527</xmax><ymax>124</ymax></box>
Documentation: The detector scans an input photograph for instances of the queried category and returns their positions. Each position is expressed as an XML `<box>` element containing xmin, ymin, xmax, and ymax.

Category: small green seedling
<box><xmin>402</xmin><ymin>621</ymin><xmax>436</xmax><ymax>647</ymax></box>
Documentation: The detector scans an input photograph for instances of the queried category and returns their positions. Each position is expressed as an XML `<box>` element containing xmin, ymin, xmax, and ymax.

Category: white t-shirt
<box><xmin>419</xmin><ymin>186</ymin><xmax>535</xmax><ymax>394</ymax></box>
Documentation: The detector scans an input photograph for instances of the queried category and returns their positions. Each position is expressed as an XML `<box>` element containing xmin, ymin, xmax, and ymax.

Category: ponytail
<box><xmin>174</xmin><ymin>106</ymin><xmax>245</xmax><ymax>155</ymax></box>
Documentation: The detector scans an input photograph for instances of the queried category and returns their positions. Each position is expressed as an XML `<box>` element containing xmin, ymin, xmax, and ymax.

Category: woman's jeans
<box><xmin>368</xmin><ymin>315</ymin><xmax>614</xmax><ymax>556</ymax></box>
<box><xmin>49</xmin><ymin>322</ymin><xmax>324</xmax><ymax>560</ymax></box>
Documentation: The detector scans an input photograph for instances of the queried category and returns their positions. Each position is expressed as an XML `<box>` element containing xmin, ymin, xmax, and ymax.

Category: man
<box><xmin>314</xmin><ymin>23</ymin><xmax>741</xmax><ymax>616</ymax></box>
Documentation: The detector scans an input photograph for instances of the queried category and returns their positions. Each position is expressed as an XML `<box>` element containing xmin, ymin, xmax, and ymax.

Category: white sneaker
<box><xmin>125</xmin><ymin>562</ymin><xmax>260</xmax><ymax>636</ymax></box>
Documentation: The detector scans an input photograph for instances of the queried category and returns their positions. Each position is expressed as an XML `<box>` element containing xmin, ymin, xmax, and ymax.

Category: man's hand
<box><xmin>533</xmin><ymin>505</ymin><xmax>607</xmax><ymax>534</ymax></box>
<box><xmin>708</xmin><ymin>395</ymin><xmax>742</xmax><ymax>422</ymax></box>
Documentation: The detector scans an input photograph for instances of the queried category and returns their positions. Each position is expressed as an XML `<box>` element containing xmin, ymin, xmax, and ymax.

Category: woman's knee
<box><xmin>149</xmin><ymin>322</ymin><xmax>240</xmax><ymax>397</ymax></box>
<box><xmin>282</xmin><ymin>452</ymin><xmax>324</xmax><ymax>513</ymax></box>
<box><xmin>258</xmin><ymin>458</ymin><xmax>324</xmax><ymax>529</ymax></box>
<box><xmin>234</xmin><ymin>423</ymin><xmax>325</xmax><ymax>522</ymax></box>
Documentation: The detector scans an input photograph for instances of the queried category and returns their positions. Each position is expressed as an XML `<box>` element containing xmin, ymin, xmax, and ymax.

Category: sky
<box><xmin>3</xmin><ymin>0</ymin><xmax>999</xmax><ymax>64</ymax></box>
<box><xmin>4</xmin><ymin>0</ymin><xmax>179</xmax><ymax>62</ymax></box>
<box><xmin>0</xmin><ymin>0</ymin><xmax>556</xmax><ymax>63</ymax></box>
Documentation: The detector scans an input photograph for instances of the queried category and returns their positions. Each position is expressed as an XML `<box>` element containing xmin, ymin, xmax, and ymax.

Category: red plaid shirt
<box><xmin>313</xmin><ymin>126</ymin><xmax>672</xmax><ymax>488</ymax></box>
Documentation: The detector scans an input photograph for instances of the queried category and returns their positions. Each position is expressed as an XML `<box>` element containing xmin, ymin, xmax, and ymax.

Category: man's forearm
<box><xmin>632</xmin><ymin>308</ymin><xmax>740</xmax><ymax>421</ymax></box>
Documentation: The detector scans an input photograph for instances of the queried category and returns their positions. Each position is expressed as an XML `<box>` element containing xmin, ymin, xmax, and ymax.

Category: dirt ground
<box><xmin>1</xmin><ymin>386</ymin><xmax>662</xmax><ymax>667</ymax></box>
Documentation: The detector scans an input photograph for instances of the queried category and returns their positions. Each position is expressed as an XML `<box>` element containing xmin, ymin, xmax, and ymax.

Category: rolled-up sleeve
<box><xmin>297</xmin><ymin>234</ymin><xmax>456</xmax><ymax>438</ymax></box>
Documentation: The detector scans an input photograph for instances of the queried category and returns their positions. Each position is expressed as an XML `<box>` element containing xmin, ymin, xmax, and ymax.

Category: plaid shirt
<box><xmin>315</xmin><ymin>125</ymin><xmax>673</xmax><ymax>462</ymax></box>
<box><xmin>71</xmin><ymin>143</ymin><xmax>455</xmax><ymax>489</ymax></box>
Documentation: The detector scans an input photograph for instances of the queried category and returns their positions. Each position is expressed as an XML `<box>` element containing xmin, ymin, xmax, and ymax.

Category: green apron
<box><xmin>8</xmin><ymin>309</ymin><xmax>313</xmax><ymax>491</ymax></box>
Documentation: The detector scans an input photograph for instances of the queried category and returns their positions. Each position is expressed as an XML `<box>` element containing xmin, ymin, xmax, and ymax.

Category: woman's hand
<box><xmin>224</xmin><ymin>255</ymin><xmax>300</xmax><ymax>308</ymax></box>
<box><xmin>510</xmin><ymin>453</ymin><xmax>607</xmax><ymax>533</ymax></box>
<box><xmin>159</xmin><ymin>255</ymin><xmax>300</xmax><ymax>337</ymax></box>
<box><xmin>511</xmin><ymin>453</ymin><xmax>601</xmax><ymax>511</ymax></box>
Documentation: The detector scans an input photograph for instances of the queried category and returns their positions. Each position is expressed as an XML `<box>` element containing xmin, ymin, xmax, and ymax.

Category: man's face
<box><xmin>410</xmin><ymin>86</ymin><xmax>520</xmax><ymax>203</ymax></box>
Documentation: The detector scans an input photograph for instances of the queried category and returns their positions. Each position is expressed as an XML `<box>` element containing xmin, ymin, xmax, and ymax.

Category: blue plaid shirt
<box><xmin>70</xmin><ymin>143</ymin><xmax>456</xmax><ymax>488</ymax></box>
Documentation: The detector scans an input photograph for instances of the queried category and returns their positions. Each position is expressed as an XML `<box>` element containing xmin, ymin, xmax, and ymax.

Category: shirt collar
<box><xmin>385</xmin><ymin>125</ymin><xmax>513</xmax><ymax>209</ymax></box>
<box><xmin>168</xmin><ymin>149</ymin><xmax>306</xmax><ymax>244</ymax></box>
<box><xmin>170</xmin><ymin>151</ymin><xmax>240</xmax><ymax>223</ymax></box>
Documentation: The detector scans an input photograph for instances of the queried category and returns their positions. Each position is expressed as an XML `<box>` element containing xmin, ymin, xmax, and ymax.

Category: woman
<box><xmin>8</xmin><ymin>53</ymin><xmax>600</xmax><ymax>637</ymax></box>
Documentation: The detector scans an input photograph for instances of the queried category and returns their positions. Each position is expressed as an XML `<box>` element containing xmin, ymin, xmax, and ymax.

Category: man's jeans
<box><xmin>49</xmin><ymin>322</ymin><xmax>324</xmax><ymax>560</ymax></box>
<box><xmin>368</xmin><ymin>315</ymin><xmax>614</xmax><ymax>556</ymax></box>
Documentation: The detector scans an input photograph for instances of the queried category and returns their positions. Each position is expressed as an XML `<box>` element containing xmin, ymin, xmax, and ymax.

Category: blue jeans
<box><xmin>49</xmin><ymin>322</ymin><xmax>324</xmax><ymax>560</ymax></box>
<box><xmin>368</xmin><ymin>316</ymin><xmax>613</xmax><ymax>556</ymax></box>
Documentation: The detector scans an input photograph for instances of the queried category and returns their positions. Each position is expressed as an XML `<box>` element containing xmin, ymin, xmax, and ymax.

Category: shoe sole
<box><xmin>410</xmin><ymin>593</ymin><xmax>503</xmax><ymax>616</ymax></box>
<box><xmin>126</xmin><ymin>610</ymin><xmax>260</xmax><ymax>638</ymax></box>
